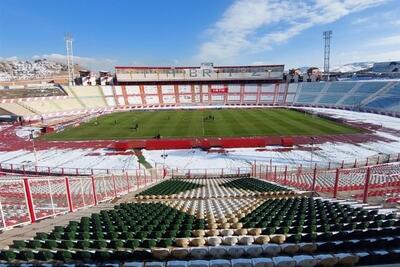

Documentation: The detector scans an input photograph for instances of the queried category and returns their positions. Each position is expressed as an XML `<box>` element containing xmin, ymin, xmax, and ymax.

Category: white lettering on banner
<box><xmin>203</xmin><ymin>69</ymin><xmax>211</xmax><ymax>77</ymax></box>
<box><xmin>166</xmin><ymin>69</ymin><xmax>176</xmax><ymax>78</ymax></box>
<box><xmin>189</xmin><ymin>69</ymin><xmax>197</xmax><ymax>77</ymax></box>
<box><xmin>116</xmin><ymin>65</ymin><xmax>284</xmax><ymax>82</ymax></box>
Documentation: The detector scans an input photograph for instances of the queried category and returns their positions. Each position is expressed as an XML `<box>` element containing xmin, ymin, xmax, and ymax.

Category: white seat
<box><xmin>273</xmin><ymin>256</ymin><xmax>295</xmax><ymax>267</ymax></box>
<box><xmin>207</xmin><ymin>237</ymin><xmax>222</xmax><ymax>246</ymax></box>
<box><xmin>145</xmin><ymin>262</ymin><xmax>166</xmax><ymax>267</ymax></box>
<box><xmin>167</xmin><ymin>261</ymin><xmax>188</xmax><ymax>267</ymax></box>
<box><xmin>223</xmin><ymin>236</ymin><xmax>238</xmax><ymax>246</ymax></box>
<box><xmin>124</xmin><ymin>262</ymin><xmax>144</xmax><ymax>267</ymax></box>
<box><xmin>251</xmin><ymin>258</ymin><xmax>274</xmax><ymax>267</ymax></box>
<box><xmin>209</xmin><ymin>259</ymin><xmax>231</xmax><ymax>267</ymax></box>
<box><xmin>239</xmin><ymin>236</ymin><xmax>254</xmax><ymax>245</ymax></box>
<box><xmin>188</xmin><ymin>260</ymin><xmax>209</xmax><ymax>267</ymax></box>
<box><xmin>231</xmin><ymin>258</ymin><xmax>252</xmax><ymax>267</ymax></box>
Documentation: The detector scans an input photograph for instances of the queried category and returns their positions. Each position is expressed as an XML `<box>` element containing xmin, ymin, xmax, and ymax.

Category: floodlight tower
<box><xmin>65</xmin><ymin>33</ymin><xmax>75</xmax><ymax>86</ymax></box>
<box><xmin>323</xmin><ymin>30</ymin><xmax>332</xmax><ymax>81</ymax></box>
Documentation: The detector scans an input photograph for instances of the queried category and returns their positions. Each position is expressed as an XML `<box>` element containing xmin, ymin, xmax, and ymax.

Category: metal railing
<box><xmin>252</xmin><ymin>161</ymin><xmax>400</xmax><ymax>204</ymax></box>
<box><xmin>0</xmin><ymin>168</ymin><xmax>164</xmax><ymax>232</ymax></box>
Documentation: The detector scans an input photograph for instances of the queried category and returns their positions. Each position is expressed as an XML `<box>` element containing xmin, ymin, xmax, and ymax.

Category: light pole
<box><xmin>30</xmin><ymin>129</ymin><xmax>38</xmax><ymax>166</ymax></box>
<box><xmin>310</xmin><ymin>136</ymin><xmax>316</xmax><ymax>169</ymax></box>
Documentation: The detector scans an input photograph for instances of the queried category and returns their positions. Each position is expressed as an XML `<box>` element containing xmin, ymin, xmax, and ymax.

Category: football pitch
<box><xmin>43</xmin><ymin>108</ymin><xmax>362</xmax><ymax>140</ymax></box>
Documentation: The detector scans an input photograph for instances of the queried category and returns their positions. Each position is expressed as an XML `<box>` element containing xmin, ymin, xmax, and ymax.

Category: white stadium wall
<box><xmin>1</xmin><ymin>81</ymin><xmax>400</xmax><ymax>118</ymax></box>
<box><xmin>115</xmin><ymin>65</ymin><xmax>284</xmax><ymax>82</ymax></box>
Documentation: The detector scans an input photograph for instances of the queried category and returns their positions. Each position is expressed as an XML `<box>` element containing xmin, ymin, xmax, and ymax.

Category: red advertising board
<box><xmin>211</xmin><ymin>88</ymin><xmax>228</xmax><ymax>93</ymax></box>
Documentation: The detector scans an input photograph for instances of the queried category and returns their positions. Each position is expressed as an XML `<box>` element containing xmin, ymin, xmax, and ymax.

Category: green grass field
<box><xmin>43</xmin><ymin>108</ymin><xmax>362</xmax><ymax>140</ymax></box>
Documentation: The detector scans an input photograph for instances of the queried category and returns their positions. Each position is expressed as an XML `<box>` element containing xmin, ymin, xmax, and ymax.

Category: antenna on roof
<box><xmin>65</xmin><ymin>33</ymin><xmax>75</xmax><ymax>86</ymax></box>
<box><xmin>323</xmin><ymin>30</ymin><xmax>332</xmax><ymax>81</ymax></box>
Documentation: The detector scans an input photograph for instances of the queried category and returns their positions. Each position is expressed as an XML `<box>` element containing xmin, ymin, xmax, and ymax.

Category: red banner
<box><xmin>211</xmin><ymin>88</ymin><xmax>228</xmax><ymax>93</ymax></box>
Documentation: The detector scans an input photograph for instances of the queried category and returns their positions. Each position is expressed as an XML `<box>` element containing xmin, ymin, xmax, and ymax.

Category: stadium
<box><xmin>0</xmin><ymin>59</ymin><xmax>399</xmax><ymax>267</ymax></box>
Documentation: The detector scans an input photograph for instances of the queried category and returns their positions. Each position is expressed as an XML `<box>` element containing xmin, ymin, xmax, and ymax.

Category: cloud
<box><xmin>350</xmin><ymin>8</ymin><xmax>400</xmax><ymax>28</ymax></box>
<box><xmin>368</xmin><ymin>35</ymin><xmax>400</xmax><ymax>47</ymax></box>
<box><xmin>352</xmin><ymin>17</ymin><xmax>369</xmax><ymax>25</ymax></box>
<box><xmin>39</xmin><ymin>54</ymin><xmax>117</xmax><ymax>71</ymax></box>
<box><xmin>195</xmin><ymin>0</ymin><xmax>388</xmax><ymax>63</ymax></box>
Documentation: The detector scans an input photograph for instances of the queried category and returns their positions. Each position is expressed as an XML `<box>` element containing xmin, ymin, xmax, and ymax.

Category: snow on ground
<box><xmin>0</xmin><ymin>124</ymin><xmax>11</xmax><ymax>132</ymax></box>
<box><xmin>0</xmin><ymin>148</ymin><xmax>140</xmax><ymax>173</ymax></box>
<box><xmin>1</xmin><ymin>108</ymin><xmax>399</xmax><ymax>172</ymax></box>
<box><xmin>301</xmin><ymin>108</ymin><xmax>400</xmax><ymax>131</ymax></box>
<box><xmin>15</xmin><ymin>126</ymin><xmax>42</xmax><ymax>139</ymax></box>
<box><xmin>142</xmin><ymin>149</ymin><xmax>250</xmax><ymax>172</ymax></box>
<box><xmin>142</xmin><ymin>142</ymin><xmax>385</xmax><ymax>171</ymax></box>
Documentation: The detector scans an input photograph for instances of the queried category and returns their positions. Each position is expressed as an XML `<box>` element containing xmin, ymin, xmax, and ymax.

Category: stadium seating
<box><xmin>295</xmin><ymin>94</ymin><xmax>317</xmax><ymax>104</ymax></box>
<box><xmin>386</xmin><ymin>83</ymin><xmax>400</xmax><ymax>95</ymax></box>
<box><xmin>365</xmin><ymin>96</ymin><xmax>400</xmax><ymax>111</ymax></box>
<box><xmin>299</xmin><ymin>83</ymin><xmax>325</xmax><ymax>93</ymax></box>
<box><xmin>341</xmin><ymin>94</ymin><xmax>367</xmax><ymax>106</ymax></box>
<box><xmin>291</xmin><ymin>81</ymin><xmax>400</xmax><ymax>115</ymax></box>
<box><xmin>354</xmin><ymin>82</ymin><xmax>387</xmax><ymax>93</ymax></box>
<box><xmin>325</xmin><ymin>82</ymin><xmax>356</xmax><ymax>93</ymax></box>
<box><xmin>22</xmin><ymin>100</ymin><xmax>62</xmax><ymax>114</ymax></box>
<box><xmin>317</xmin><ymin>94</ymin><xmax>343</xmax><ymax>105</ymax></box>
<box><xmin>2</xmin><ymin>176</ymin><xmax>400</xmax><ymax>265</ymax></box>
<box><xmin>0</xmin><ymin>102</ymin><xmax>36</xmax><ymax>116</ymax></box>
<box><xmin>0</xmin><ymin>80</ymin><xmax>399</xmax><ymax>118</ymax></box>
<box><xmin>51</xmin><ymin>97</ymin><xmax>84</xmax><ymax>111</ymax></box>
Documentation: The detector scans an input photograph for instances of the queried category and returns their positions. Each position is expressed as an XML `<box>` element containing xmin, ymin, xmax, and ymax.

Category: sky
<box><xmin>1</xmin><ymin>0</ymin><xmax>400</xmax><ymax>70</ymax></box>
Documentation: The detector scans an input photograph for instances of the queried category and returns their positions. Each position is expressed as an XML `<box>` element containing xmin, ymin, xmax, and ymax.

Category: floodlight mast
<box><xmin>65</xmin><ymin>33</ymin><xmax>75</xmax><ymax>86</ymax></box>
<box><xmin>323</xmin><ymin>30</ymin><xmax>332</xmax><ymax>81</ymax></box>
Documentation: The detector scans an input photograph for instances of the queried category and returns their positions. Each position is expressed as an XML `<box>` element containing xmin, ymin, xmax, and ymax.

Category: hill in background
<box><xmin>0</xmin><ymin>58</ymin><xmax>83</xmax><ymax>82</ymax></box>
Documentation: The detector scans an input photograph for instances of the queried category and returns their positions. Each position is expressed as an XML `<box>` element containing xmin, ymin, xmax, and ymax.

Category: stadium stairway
<box><xmin>96</xmin><ymin>85</ymin><xmax>110</xmax><ymax>107</ymax></box>
<box><xmin>64</xmin><ymin>86</ymin><xmax>87</xmax><ymax>109</ymax></box>
<box><xmin>336</xmin><ymin>82</ymin><xmax>363</xmax><ymax>105</ymax></box>
<box><xmin>311</xmin><ymin>83</ymin><xmax>331</xmax><ymax>104</ymax></box>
